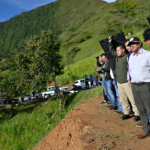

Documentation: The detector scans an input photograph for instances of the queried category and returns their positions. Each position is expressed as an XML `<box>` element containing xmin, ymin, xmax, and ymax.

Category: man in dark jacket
<box><xmin>98</xmin><ymin>53</ymin><xmax>117</xmax><ymax>109</ymax></box>
<box><xmin>108</xmin><ymin>37</ymin><xmax>140</xmax><ymax>121</ymax></box>
<box><xmin>84</xmin><ymin>75</ymin><xmax>89</xmax><ymax>89</ymax></box>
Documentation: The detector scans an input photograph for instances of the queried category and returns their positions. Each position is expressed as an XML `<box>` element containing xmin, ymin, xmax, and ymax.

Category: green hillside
<box><xmin>1</xmin><ymin>0</ymin><xmax>150</xmax><ymax>86</ymax></box>
<box><xmin>0</xmin><ymin>0</ymin><xmax>107</xmax><ymax>57</ymax></box>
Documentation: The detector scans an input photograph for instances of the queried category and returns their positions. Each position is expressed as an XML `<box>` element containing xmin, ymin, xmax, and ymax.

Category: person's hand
<box><xmin>128</xmin><ymin>80</ymin><xmax>131</xmax><ymax>88</ymax></box>
<box><xmin>97</xmin><ymin>67</ymin><xmax>102</xmax><ymax>71</ymax></box>
<box><xmin>108</xmin><ymin>36</ymin><xmax>112</xmax><ymax>43</ymax></box>
<box><xmin>94</xmin><ymin>64</ymin><xmax>97</xmax><ymax>67</ymax></box>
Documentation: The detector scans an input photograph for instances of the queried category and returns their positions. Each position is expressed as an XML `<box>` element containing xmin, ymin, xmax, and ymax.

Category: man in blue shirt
<box><xmin>129</xmin><ymin>37</ymin><xmax>150</xmax><ymax>139</ymax></box>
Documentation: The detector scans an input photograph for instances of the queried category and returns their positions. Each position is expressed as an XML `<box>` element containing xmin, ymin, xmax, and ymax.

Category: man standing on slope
<box><xmin>128</xmin><ymin>35</ymin><xmax>150</xmax><ymax>139</ymax></box>
<box><xmin>108</xmin><ymin>37</ymin><xmax>140</xmax><ymax>121</ymax></box>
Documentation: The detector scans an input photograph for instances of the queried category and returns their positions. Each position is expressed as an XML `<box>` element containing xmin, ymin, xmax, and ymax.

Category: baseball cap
<box><xmin>128</xmin><ymin>37</ymin><xmax>141</xmax><ymax>45</ymax></box>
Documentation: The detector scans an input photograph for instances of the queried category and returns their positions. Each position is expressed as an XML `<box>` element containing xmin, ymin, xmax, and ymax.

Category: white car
<box><xmin>74</xmin><ymin>79</ymin><xmax>101</xmax><ymax>89</ymax></box>
<box><xmin>31</xmin><ymin>93</ymin><xmax>43</xmax><ymax>100</ymax></box>
<box><xmin>59</xmin><ymin>87</ymin><xmax>70</xmax><ymax>94</ymax></box>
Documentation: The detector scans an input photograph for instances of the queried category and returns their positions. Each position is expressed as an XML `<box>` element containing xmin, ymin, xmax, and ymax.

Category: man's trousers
<box><xmin>117</xmin><ymin>82</ymin><xmax>139</xmax><ymax>116</ymax></box>
<box><xmin>132</xmin><ymin>83</ymin><xmax>150</xmax><ymax>133</ymax></box>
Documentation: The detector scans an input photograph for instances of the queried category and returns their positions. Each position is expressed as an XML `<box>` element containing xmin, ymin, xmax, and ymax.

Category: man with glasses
<box><xmin>128</xmin><ymin>37</ymin><xmax>150</xmax><ymax>139</ymax></box>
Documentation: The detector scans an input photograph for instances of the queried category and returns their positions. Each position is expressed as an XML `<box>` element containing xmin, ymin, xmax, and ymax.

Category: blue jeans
<box><xmin>114</xmin><ymin>84</ymin><xmax>123</xmax><ymax>112</ymax></box>
<box><xmin>102</xmin><ymin>80</ymin><xmax>117</xmax><ymax>106</ymax></box>
<box><xmin>113</xmin><ymin>80</ymin><xmax>123</xmax><ymax>112</ymax></box>
<box><xmin>148</xmin><ymin>116</ymin><xmax>150</xmax><ymax>122</ymax></box>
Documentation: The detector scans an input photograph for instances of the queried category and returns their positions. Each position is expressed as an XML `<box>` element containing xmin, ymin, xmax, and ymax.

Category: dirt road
<box><xmin>34</xmin><ymin>96</ymin><xmax>149</xmax><ymax>150</ymax></box>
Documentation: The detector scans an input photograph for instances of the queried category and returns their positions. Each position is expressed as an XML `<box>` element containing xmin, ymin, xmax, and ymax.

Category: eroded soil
<box><xmin>34</xmin><ymin>96</ymin><xmax>149</xmax><ymax>150</ymax></box>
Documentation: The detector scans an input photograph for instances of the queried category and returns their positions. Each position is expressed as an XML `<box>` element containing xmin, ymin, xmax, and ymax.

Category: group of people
<box><xmin>95</xmin><ymin>28</ymin><xmax>150</xmax><ymax>139</ymax></box>
<box><xmin>84</xmin><ymin>74</ymin><xmax>99</xmax><ymax>89</ymax></box>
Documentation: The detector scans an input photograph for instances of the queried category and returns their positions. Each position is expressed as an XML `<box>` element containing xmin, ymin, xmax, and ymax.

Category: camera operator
<box><xmin>95</xmin><ymin>55</ymin><xmax>109</xmax><ymax>105</ymax></box>
<box><xmin>109</xmin><ymin>37</ymin><xmax>140</xmax><ymax>121</ymax></box>
<box><xmin>97</xmin><ymin>53</ymin><xmax>117</xmax><ymax>109</ymax></box>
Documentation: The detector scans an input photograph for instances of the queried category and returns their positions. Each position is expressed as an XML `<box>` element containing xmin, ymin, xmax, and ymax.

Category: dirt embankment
<box><xmin>34</xmin><ymin>96</ymin><xmax>150</xmax><ymax>150</ymax></box>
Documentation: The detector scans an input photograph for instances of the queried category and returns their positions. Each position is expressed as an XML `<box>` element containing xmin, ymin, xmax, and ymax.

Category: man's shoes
<box><xmin>136</xmin><ymin>133</ymin><xmax>150</xmax><ymax>139</ymax></box>
<box><xmin>121</xmin><ymin>115</ymin><xmax>130</xmax><ymax>120</ymax></box>
<box><xmin>114</xmin><ymin>111</ymin><xmax>124</xmax><ymax>115</ymax></box>
<box><xmin>109</xmin><ymin>106</ymin><xmax>118</xmax><ymax>110</ymax></box>
<box><xmin>100</xmin><ymin>101</ymin><xmax>108</xmax><ymax>105</ymax></box>
<box><xmin>134</xmin><ymin>116</ymin><xmax>141</xmax><ymax>122</ymax></box>
<box><xmin>106</xmin><ymin>105</ymin><xmax>113</xmax><ymax>108</ymax></box>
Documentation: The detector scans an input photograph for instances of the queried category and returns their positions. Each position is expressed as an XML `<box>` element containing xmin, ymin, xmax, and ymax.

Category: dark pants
<box><xmin>91</xmin><ymin>81</ymin><xmax>93</xmax><ymax>88</ymax></box>
<box><xmin>132</xmin><ymin>83</ymin><xmax>150</xmax><ymax>133</ymax></box>
<box><xmin>103</xmin><ymin>89</ymin><xmax>108</xmax><ymax>102</ymax></box>
<box><xmin>86</xmin><ymin>82</ymin><xmax>89</xmax><ymax>89</ymax></box>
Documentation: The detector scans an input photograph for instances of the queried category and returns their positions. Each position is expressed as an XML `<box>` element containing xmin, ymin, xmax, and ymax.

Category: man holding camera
<box><xmin>98</xmin><ymin>53</ymin><xmax>117</xmax><ymax>109</ymax></box>
<box><xmin>108</xmin><ymin>37</ymin><xmax>140</xmax><ymax>121</ymax></box>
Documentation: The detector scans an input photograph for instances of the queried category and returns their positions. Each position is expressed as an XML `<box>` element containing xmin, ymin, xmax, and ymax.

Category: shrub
<box><xmin>77</xmin><ymin>36</ymin><xmax>85</xmax><ymax>43</ymax></box>
<box><xmin>70</xmin><ymin>33</ymin><xmax>75</xmax><ymax>38</ymax></box>
<box><xmin>121</xmin><ymin>0</ymin><xmax>136</xmax><ymax>10</ymax></box>
<box><xmin>69</xmin><ymin>27</ymin><xmax>76</xmax><ymax>32</ymax></box>
<box><xmin>82</xmin><ymin>32</ymin><xmax>91</xmax><ymax>40</ymax></box>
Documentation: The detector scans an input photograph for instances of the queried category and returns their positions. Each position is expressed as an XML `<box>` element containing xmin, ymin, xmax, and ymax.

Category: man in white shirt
<box><xmin>129</xmin><ymin>37</ymin><xmax>150</xmax><ymax>139</ymax></box>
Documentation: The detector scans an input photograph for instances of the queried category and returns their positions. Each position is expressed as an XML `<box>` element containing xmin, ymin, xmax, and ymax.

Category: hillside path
<box><xmin>34</xmin><ymin>96</ymin><xmax>149</xmax><ymax>150</ymax></box>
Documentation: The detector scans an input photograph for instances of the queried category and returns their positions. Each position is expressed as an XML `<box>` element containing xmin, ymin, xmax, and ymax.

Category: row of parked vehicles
<box><xmin>0</xmin><ymin>78</ymin><xmax>101</xmax><ymax>105</ymax></box>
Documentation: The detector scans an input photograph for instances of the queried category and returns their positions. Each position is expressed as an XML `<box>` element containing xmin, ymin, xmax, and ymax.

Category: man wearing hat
<box><xmin>109</xmin><ymin>37</ymin><xmax>140</xmax><ymax>121</ymax></box>
<box><xmin>129</xmin><ymin>37</ymin><xmax>150</xmax><ymax>139</ymax></box>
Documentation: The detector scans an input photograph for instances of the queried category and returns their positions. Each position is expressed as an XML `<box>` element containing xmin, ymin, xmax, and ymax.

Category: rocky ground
<box><xmin>34</xmin><ymin>96</ymin><xmax>149</xmax><ymax>150</ymax></box>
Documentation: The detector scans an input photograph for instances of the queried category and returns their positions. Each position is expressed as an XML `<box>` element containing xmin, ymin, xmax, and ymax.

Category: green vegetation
<box><xmin>0</xmin><ymin>0</ymin><xmax>107</xmax><ymax>58</ymax></box>
<box><xmin>0</xmin><ymin>86</ymin><xmax>103</xmax><ymax>150</ymax></box>
<box><xmin>15</xmin><ymin>30</ymin><xmax>63</xmax><ymax>92</ymax></box>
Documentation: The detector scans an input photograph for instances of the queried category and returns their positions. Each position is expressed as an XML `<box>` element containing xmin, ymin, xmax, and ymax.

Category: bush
<box><xmin>70</xmin><ymin>33</ymin><xmax>75</xmax><ymax>38</ymax></box>
<box><xmin>77</xmin><ymin>36</ymin><xmax>85</xmax><ymax>43</ymax></box>
<box><xmin>121</xmin><ymin>0</ymin><xmax>136</xmax><ymax>10</ymax></box>
<box><xmin>104</xmin><ymin>24</ymin><xmax>112</xmax><ymax>33</ymax></box>
<box><xmin>69</xmin><ymin>27</ymin><xmax>76</xmax><ymax>32</ymax></box>
<box><xmin>82</xmin><ymin>32</ymin><xmax>91</xmax><ymax>40</ymax></box>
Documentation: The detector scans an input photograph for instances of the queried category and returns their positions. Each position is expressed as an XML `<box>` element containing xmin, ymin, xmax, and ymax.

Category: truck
<box><xmin>42</xmin><ymin>85</ymin><xmax>70</xmax><ymax>98</ymax></box>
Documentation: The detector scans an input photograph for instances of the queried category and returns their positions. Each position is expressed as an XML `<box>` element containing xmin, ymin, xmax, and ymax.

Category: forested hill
<box><xmin>0</xmin><ymin>0</ymin><xmax>107</xmax><ymax>57</ymax></box>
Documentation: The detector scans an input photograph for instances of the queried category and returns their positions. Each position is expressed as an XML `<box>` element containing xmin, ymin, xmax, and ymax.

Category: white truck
<box><xmin>42</xmin><ymin>85</ymin><xmax>70</xmax><ymax>98</ymax></box>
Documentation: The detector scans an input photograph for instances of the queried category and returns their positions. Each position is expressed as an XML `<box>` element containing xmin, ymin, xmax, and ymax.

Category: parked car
<box><xmin>42</xmin><ymin>85</ymin><xmax>70</xmax><ymax>98</ymax></box>
<box><xmin>11</xmin><ymin>98</ymin><xmax>21</xmax><ymax>104</ymax></box>
<box><xmin>74</xmin><ymin>79</ymin><xmax>101</xmax><ymax>89</ymax></box>
<box><xmin>59</xmin><ymin>87</ymin><xmax>70</xmax><ymax>94</ymax></box>
<box><xmin>31</xmin><ymin>93</ymin><xmax>43</xmax><ymax>100</ymax></box>
<box><xmin>20</xmin><ymin>94</ymin><xmax>32</xmax><ymax>102</ymax></box>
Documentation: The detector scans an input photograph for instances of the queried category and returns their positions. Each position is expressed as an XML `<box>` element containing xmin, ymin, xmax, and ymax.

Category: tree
<box><xmin>15</xmin><ymin>30</ymin><xmax>64</xmax><ymax>92</ymax></box>
<box><xmin>121</xmin><ymin>0</ymin><xmax>136</xmax><ymax>10</ymax></box>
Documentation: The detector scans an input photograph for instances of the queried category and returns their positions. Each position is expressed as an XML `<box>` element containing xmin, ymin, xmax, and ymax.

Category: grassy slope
<box><xmin>0</xmin><ymin>86</ymin><xmax>103</xmax><ymax>150</ymax></box>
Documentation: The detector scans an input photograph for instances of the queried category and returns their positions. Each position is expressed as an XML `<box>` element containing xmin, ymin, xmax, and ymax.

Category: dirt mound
<box><xmin>34</xmin><ymin>96</ymin><xmax>150</xmax><ymax>150</ymax></box>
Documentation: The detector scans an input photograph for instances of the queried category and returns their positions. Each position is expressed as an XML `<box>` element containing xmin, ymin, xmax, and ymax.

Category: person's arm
<box><xmin>109</xmin><ymin>42</ymin><xmax>117</xmax><ymax>57</ymax></box>
<box><xmin>108</xmin><ymin>37</ymin><xmax>117</xmax><ymax>57</ymax></box>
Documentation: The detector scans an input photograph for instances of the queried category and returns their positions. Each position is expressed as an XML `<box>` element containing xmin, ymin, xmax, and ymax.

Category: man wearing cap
<box><xmin>129</xmin><ymin>37</ymin><xmax>150</xmax><ymax>139</ymax></box>
<box><xmin>108</xmin><ymin>37</ymin><xmax>140</xmax><ymax>121</ymax></box>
